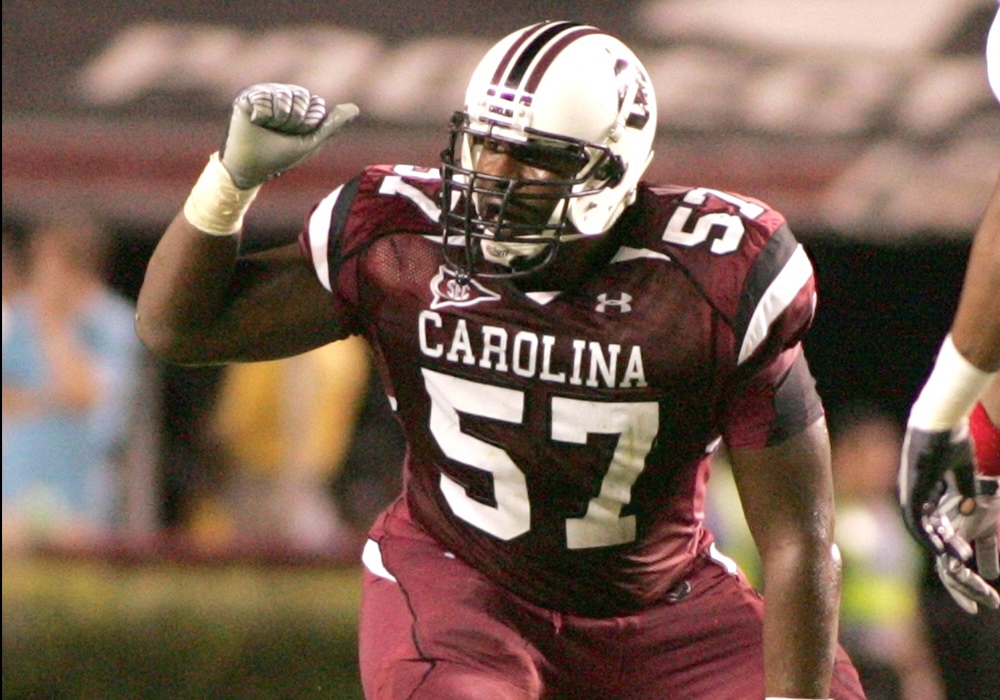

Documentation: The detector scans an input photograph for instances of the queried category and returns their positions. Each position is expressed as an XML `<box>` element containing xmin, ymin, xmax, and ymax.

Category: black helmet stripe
<box><xmin>505</xmin><ymin>21</ymin><xmax>580</xmax><ymax>88</ymax></box>
<box><xmin>488</xmin><ymin>20</ymin><xmax>600</xmax><ymax>104</ymax></box>
<box><xmin>522</xmin><ymin>27</ymin><xmax>601</xmax><ymax>94</ymax></box>
<box><xmin>489</xmin><ymin>21</ymin><xmax>555</xmax><ymax>88</ymax></box>
<box><xmin>490</xmin><ymin>22</ymin><xmax>548</xmax><ymax>92</ymax></box>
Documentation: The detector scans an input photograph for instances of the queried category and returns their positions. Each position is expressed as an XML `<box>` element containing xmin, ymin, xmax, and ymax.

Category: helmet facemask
<box><xmin>440</xmin><ymin>112</ymin><xmax>624</xmax><ymax>280</ymax></box>
<box><xmin>438</xmin><ymin>21</ymin><xmax>656</xmax><ymax>282</ymax></box>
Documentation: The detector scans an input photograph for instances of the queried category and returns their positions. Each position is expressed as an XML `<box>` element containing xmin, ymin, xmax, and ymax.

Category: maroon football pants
<box><xmin>359</xmin><ymin>534</ymin><xmax>866</xmax><ymax>700</ymax></box>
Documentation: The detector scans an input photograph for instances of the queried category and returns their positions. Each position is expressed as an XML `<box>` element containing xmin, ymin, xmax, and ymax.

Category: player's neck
<box><xmin>510</xmin><ymin>228</ymin><xmax>622</xmax><ymax>293</ymax></box>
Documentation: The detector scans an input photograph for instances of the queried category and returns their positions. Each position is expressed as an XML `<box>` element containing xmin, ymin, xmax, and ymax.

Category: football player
<box><xmin>897</xmin><ymin>5</ymin><xmax>1000</xmax><ymax>615</ymax></box>
<box><xmin>137</xmin><ymin>21</ymin><xmax>866</xmax><ymax>700</ymax></box>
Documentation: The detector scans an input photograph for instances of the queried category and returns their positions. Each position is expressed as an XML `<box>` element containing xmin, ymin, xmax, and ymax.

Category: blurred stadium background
<box><xmin>3</xmin><ymin>1</ymin><xmax>997</xmax><ymax>698</ymax></box>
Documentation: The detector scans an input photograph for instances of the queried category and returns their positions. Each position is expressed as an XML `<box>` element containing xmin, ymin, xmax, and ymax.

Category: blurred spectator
<box><xmin>830</xmin><ymin>403</ymin><xmax>945</xmax><ymax>700</ymax></box>
<box><xmin>192</xmin><ymin>335</ymin><xmax>375</xmax><ymax>555</ymax></box>
<box><xmin>2</xmin><ymin>211</ymin><xmax>142</xmax><ymax>551</ymax></box>
<box><xmin>2</xmin><ymin>221</ymin><xmax>27</xmax><ymax>341</ymax></box>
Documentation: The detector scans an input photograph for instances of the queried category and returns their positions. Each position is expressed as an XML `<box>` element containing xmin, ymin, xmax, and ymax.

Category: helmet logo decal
<box><xmin>614</xmin><ymin>59</ymin><xmax>652</xmax><ymax>130</ymax></box>
<box><xmin>595</xmin><ymin>292</ymin><xmax>633</xmax><ymax>314</ymax></box>
<box><xmin>429</xmin><ymin>265</ymin><xmax>502</xmax><ymax>310</ymax></box>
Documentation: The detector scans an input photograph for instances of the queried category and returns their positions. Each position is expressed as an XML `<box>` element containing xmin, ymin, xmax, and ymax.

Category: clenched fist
<box><xmin>220</xmin><ymin>83</ymin><xmax>359</xmax><ymax>189</ymax></box>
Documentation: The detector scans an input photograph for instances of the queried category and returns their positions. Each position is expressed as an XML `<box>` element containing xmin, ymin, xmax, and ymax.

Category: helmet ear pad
<box><xmin>593</xmin><ymin>155</ymin><xmax>625</xmax><ymax>189</ymax></box>
<box><xmin>567</xmin><ymin>148</ymin><xmax>653</xmax><ymax>236</ymax></box>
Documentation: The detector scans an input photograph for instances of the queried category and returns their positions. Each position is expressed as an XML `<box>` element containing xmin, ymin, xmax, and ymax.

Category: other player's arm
<box><xmin>895</xmin><ymin>8</ymin><xmax>1000</xmax><ymax>611</ymax></box>
<box><xmin>729</xmin><ymin>418</ymin><xmax>840</xmax><ymax>699</ymax></box>
<box><xmin>899</xmin><ymin>6</ymin><xmax>1000</xmax><ymax>542</ymax></box>
<box><xmin>896</xmin><ymin>173</ymin><xmax>1000</xmax><ymax>611</ymax></box>
<box><xmin>950</xmin><ymin>171</ymin><xmax>1000</xmax><ymax>373</ymax></box>
<box><xmin>135</xmin><ymin>83</ymin><xmax>359</xmax><ymax>365</ymax></box>
<box><xmin>901</xmin><ymin>172</ymin><xmax>1000</xmax><ymax>444</ymax></box>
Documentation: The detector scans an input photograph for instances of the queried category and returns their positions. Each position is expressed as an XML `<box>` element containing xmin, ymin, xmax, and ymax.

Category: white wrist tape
<box><xmin>183</xmin><ymin>152</ymin><xmax>262</xmax><ymax>236</ymax></box>
<box><xmin>909</xmin><ymin>335</ymin><xmax>998</xmax><ymax>431</ymax></box>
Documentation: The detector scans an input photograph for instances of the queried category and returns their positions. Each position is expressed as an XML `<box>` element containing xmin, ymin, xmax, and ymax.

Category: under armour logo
<box><xmin>595</xmin><ymin>292</ymin><xmax>632</xmax><ymax>313</ymax></box>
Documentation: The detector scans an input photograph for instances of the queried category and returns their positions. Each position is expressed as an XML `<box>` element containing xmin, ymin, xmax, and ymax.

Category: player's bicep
<box><xmin>719</xmin><ymin>346</ymin><xmax>832</xmax><ymax>553</ymax></box>
<box><xmin>219</xmin><ymin>243</ymin><xmax>347</xmax><ymax>361</ymax></box>
<box><xmin>728</xmin><ymin>416</ymin><xmax>834</xmax><ymax>558</ymax></box>
<box><xmin>721</xmin><ymin>346</ymin><xmax>824</xmax><ymax>449</ymax></box>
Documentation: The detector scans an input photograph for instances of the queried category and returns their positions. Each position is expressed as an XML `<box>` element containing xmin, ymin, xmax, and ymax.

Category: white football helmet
<box><xmin>440</xmin><ymin>21</ymin><xmax>657</xmax><ymax>279</ymax></box>
<box><xmin>989</xmin><ymin>3</ymin><xmax>999</xmax><ymax>102</ymax></box>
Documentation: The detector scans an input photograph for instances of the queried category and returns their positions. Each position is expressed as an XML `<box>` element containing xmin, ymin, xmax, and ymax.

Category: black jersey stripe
<box><xmin>734</xmin><ymin>223</ymin><xmax>798</xmax><ymax>336</ymax></box>
<box><xmin>324</xmin><ymin>174</ymin><xmax>364</xmax><ymax>285</ymax></box>
<box><xmin>733</xmin><ymin>223</ymin><xmax>812</xmax><ymax>362</ymax></box>
<box><xmin>767</xmin><ymin>350</ymin><xmax>824</xmax><ymax>446</ymax></box>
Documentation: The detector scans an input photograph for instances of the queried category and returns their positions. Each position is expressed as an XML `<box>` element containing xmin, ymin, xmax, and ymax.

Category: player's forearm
<box><xmin>138</xmin><ymin>85</ymin><xmax>358</xmax><ymax>366</ymax></box>
<box><xmin>135</xmin><ymin>210</ymin><xmax>242</xmax><ymax>364</ymax></box>
<box><xmin>907</xmin><ymin>178</ymin><xmax>1000</xmax><ymax>431</ymax></box>
<box><xmin>950</xmin><ymin>174</ymin><xmax>1000</xmax><ymax>372</ymax></box>
<box><xmin>761</xmin><ymin>542</ymin><xmax>840</xmax><ymax>698</ymax></box>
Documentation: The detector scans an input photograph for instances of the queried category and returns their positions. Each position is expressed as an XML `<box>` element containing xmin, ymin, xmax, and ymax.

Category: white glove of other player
<box><xmin>899</xmin><ymin>422</ymin><xmax>1000</xmax><ymax>613</ymax></box>
<box><xmin>220</xmin><ymin>83</ymin><xmax>359</xmax><ymax>189</ymax></box>
<box><xmin>928</xmin><ymin>473</ymin><xmax>1000</xmax><ymax>613</ymax></box>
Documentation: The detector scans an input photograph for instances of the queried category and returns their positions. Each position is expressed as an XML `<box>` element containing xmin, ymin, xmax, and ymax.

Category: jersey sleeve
<box><xmin>719</xmin><ymin>222</ymin><xmax>823</xmax><ymax>448</ymax></box>
<box><xmin>300</xmin><ymin>176</ymin><xmax>363</xmax><ymax>294</ymax></box>
<box><xmin>730</xmin><ymin>222</ymin><xmax>817</xmax><ymax>367</ymax></box>
<box><xmin>720</xmin><ymin>344</ymin><xmax>824</xmax><ymax>449</ymax></box>
<box><xmin>300</xmin><ymin>164</ymin><xmax>418</xmax><ymax>337</ymax></box>
<box><xmin>297</xmin><ymin>164</ymin><xmax>444</xmax><ymax>339</ymax></box>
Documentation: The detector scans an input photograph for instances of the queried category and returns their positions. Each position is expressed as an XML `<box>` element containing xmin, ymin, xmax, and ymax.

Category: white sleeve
<box><xmin>305</xmin><ymin>184</ymin><xmax>347</xmax><ymax>292</ymax></box>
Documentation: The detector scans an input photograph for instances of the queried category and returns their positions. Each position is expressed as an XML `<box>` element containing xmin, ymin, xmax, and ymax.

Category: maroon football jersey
<box><xmin>300</xmin><ymin>164</ymin><xmax>822</xmax><ymax>617</ymax></box>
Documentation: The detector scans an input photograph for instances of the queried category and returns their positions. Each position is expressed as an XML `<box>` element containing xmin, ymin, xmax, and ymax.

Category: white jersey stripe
<box><xmin>306</xmin><ymin>185</ymin><xmax>345</xmax><ymax>292</ymax></box>
<box><xmin>709</xmin><ymin>542</ymin><xmax>741</xmax><ymax>575</ymax></box>
<box><xmin>610</xmin><ymin>246</ymin><xmax>672</xmax><ymax>264</ymax></box>
<box><xmin>361</xmin><ymin>539</ymin><xmax>398</xmax><ymax>582</ymax></box>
